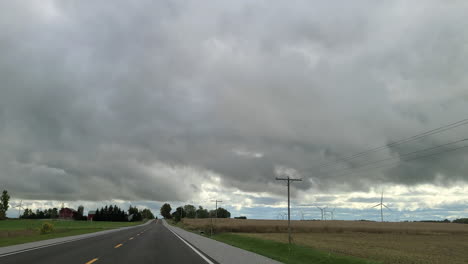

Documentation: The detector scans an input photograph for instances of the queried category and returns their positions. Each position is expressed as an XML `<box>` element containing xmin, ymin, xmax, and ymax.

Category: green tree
<box><xmin>453</xmin><ymin>218</ymin><xmax>468</xmax><ymax>224</ymax></box>
<box><xmin>217</xmin><ymin>207</ymin><xmax>231</xmax><ymax>218</ymax></box>
<box><xmin>173</xmin><ymin>207</ymin><xmax>185</xmax><ymax>222</ymax></box>
<box><xmin>51</xmin><ymin>208</ymin><xmax>59</xmax><ymax>219</ymax></box>
<box><xmin>74</xmin><ymin>205</ymin><xmax>85</xmax><ymax>220</ymax></box>
<box><xmin>0</xmin><ymin>190</ymin><xmax>10</xmax><ymax>220</ymax></box>
<box><xmin>160</xmin><ymin>203</ymin><xmax>172</xmax><ymax>219</ymax></box>
<box><xmin>36</xmin><ymin>209</ymin><xmax>45</xmax><ymax>219</ymax></box>
<box><xmin>184</xmin><ymin>204</ymin><xmax>196</xmax><ymax>218</ymax></box>
<box><xmin>141</xmin><ymin>208</ymin><xmax>155</xmax><ymax>219</ymax></box>
<box><xmin>95</xmin><ymin>209</ymin><xmax>101</xmax><ymax>221</ymax></box>
<box><xmin>196</xmin><ymin>206</ymin><xmax>209</xmax><ymax>218</ymax></box>
<box><xmin>210</xmin><ymin>207</ymin><xmax>231</xmax><ymax>218</ymax></box>
<box><xmin>128</xmin><ymin>206</ymin><xmax>142</xmax><ymax>221</ymax></box>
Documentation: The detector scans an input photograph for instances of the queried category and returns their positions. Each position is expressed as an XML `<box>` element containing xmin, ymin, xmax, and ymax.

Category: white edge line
<box><xmin>165</xmin><ymin>225</ymin><xmax>215</xmax><ymax>264</ymax></box>
<box><xmin>0</xmin><ymin>220</ymin><xmax>153</xmax><ymax>258</ymax></box>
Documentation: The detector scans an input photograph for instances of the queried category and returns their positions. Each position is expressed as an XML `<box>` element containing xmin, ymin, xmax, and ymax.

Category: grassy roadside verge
<box><xmin>168</xmin><ymin>220</ymin><xmax>379</xmax><ymax>264</ymax></box>
<box><xmin>212</xmin><ymin>233</ymin><xmax>380</xmax><ymax>264</ymax></box>
<box><xmin>0</xmin><ymin>219</ymin><xmax>148</xmax><ymax>247</ymax></box>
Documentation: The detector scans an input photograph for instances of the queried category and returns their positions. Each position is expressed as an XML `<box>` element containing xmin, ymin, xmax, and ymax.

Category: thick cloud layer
<box><xmin>1</xmin><ymin>1</ymin><xmax>468</xmax><ymax>202</ymax></box>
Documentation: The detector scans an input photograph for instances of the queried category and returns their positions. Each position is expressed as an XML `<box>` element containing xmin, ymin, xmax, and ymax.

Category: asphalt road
<box><xmin>0</xmin><ymin>220</ymin><xmax>213</xmax><ymax>264</ymax></box>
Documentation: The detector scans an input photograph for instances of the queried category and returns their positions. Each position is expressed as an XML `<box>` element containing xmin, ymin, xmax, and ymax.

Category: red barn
<box><xmin>59</xmin><ymin>208</ymin><xmax>76</xmax><ymax>220</ymax></box>
<box><xmin>87</xmin><ymin>211</ymin><xmax>96</xmax><ymax>221</ymax></box>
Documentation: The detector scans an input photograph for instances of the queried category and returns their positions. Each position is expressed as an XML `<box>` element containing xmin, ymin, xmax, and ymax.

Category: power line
<box><xmin>327</xmin><ymin>138</ymin><xmax>468</xmax><ymax>175</ymax></box>
<box><xmin>315</xmin><ymin>118</ymin><xmax>468</xmax><ymax>169</ymax></box>
<box><xmin>334</xmin><ymin>143</ymin><xmax>468</xmax><ymax>178</ymax></box>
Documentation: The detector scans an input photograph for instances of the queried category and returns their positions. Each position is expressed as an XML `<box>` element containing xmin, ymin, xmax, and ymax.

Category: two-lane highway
<box><xmin>0</xmin><ymin>220</ymin><xmax>213</xmax><ymax>264</ymax></box>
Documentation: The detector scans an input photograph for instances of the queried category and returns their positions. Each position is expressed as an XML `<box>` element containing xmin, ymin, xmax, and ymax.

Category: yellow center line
<box><xmin>114</xmin><ymin>243</ymin><xmax>123</xmax><ymax>248</ymax></box>
<box><xmin>129</xmin><ymin>237</ymin><xmax>134</xmax><ymax>240</ymax></box>
<box><xmin>85</xmin><ymin>258</ymin><xmax>99</xmax><ymax>264</ymax></box>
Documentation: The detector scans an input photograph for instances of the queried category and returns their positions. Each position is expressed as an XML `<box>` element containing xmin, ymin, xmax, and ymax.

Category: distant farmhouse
<box><xmin>59</xmin><ymin>208</ymin><xmax>76</xmax><ymax>220</ymax></box>
<box><xmin>87</xmin><ymin>210</ymin><xmax>96</xmax><ymax>221</ymax></box>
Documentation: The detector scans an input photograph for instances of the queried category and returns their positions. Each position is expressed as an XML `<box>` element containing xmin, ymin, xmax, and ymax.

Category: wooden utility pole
<box><xmin>276</xmin><ymin>176</ymin><xmax>302</xmax><ymax>244</ymax></box>
<box><xmin>210</xmin><ymin>200</ymin><xmax>222</xmax><ymax>236</ymax></box>
<box><xmin>212</xmin><ymin>200</ymin><xmax>222</xmax><ymax>218</ymax></box>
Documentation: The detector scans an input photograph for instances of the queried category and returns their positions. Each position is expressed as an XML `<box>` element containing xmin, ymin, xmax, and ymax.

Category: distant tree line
<box><xmin>18</xmin><ymin>204</ymin><xmax>155</xmax><ymax>222</ymax></box>
<box><xmin>452</xmin><ymin>218</ymin><xmax>468</xmax><ymax>224</ymax></box>
<box><xmin>413</xmin><ymin>219</ymin><xmax>451</xmax><ymax>223</ymax></box>
<box><xmin>21</xmin><ymin>208</ymin><xmax>59</xmax><ymax>219</ymax></box>
<box><xmin>403</xmin><ymin>219</ymin><xmax>468</xmax><ymax>224</ymax></box>
<box><xmin>94</xmin><ymin>205</ymin><xmax>128</xmax><ymax>221</ymax></box>
<box><xmin>160</xmin><ymin>203</ymin><xmax>232</xmax><ymax>222</ymax></box>
<box><xmin>94</xmin><ymin>205</ymin><xmax>155</xmax><ymax>222</ymax></box>
<box><xmin>21</xmin><ymin>205</ymin><xmax>86</xmax><ymax>220</ymax></box>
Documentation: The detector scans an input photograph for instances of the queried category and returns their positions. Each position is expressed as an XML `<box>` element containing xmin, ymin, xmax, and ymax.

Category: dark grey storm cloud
<box><xmin>1</xmin><ymin>1</ymin><xmax>468</xmax><ymax>201</ymax></box>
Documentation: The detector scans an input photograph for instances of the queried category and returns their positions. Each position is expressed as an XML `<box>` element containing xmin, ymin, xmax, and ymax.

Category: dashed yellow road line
<box><xmin>85</xmin><ymin>258</ymin><xmax>98</xmax><ymax>264</ymax></box>
<box><xmin>114</xmin><ymin>243</ymin><xmax>123</xmax><ymax>248</ymax></box>
<box><xmin>129</xmin><ymin>237</ymin><xmax>134</xmax><ymax>240</ymax></box>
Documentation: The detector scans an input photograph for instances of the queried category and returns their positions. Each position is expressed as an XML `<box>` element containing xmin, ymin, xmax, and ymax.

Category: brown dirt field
<box><xmin>181</xmin><ymin>218</ymin><xmax>468</xmax><ymax>264</ymax></box>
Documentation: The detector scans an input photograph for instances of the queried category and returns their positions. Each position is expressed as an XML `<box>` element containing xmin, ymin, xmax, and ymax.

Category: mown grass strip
<box><xmin>212</xmin><ymin>233</ymin><xmax>381</xmax><ymax>264</ymax></box>
<box><xmin>0</xmin><ymin>219</ymin><xmax>147</xmax><ymax>247</ymax></box>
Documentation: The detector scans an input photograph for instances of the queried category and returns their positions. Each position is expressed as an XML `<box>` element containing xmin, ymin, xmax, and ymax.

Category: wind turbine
<box><xmin>328</xmin><ymin>208</ymin><xmax>336</xmax><ymax>220</ymax></box>
<box><xmin>316</xmin><ymin>206</ymin><xmax>327</xmax><ymax>220</ymax></box>
<box><xmin>277</xmin><ymin>213</ymin><xmax>283</xmax><ymax>220</ymax></box>
<box><xmin>372</xmin><ymin>191</ymin><xmax>391</xmax><ymax>222</ymax></box>
<box><xmin>277</xmin><ymin>212</ymin><xmax>287</xmax><ymax>220</ymax></box>
<box><xmin>14</xmin><ymin>200</ymin><xmax>25</xmax><ymax>218</ymax></box>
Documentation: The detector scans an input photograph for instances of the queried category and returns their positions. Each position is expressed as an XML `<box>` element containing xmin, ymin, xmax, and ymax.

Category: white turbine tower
<box><xmin>329</xmin><ymin>208</ymin><xmax>336</xmax><ymax>220</ymax></box>
<box><xmin>317</xmin><ymin>206</ymin><xmax>327</xmax><ymax>220</ymax></box>
<box><xmin>277</xmin><ymin>213</ymin><xmax>284</xmax><ymax>220</ymax></box>
<box><xmin>372</xmin><ymin>191</ymin><xmax>391</xmax><ymax>222</ymax></box>
<box><xmin>277</xmin><ymin>212</ymin><xmax>287</xmax><ymax>220</ymax></box>
<box><xmin>14</xmin><ymin>200</ymin><xmax>25</xmax><ymax>218</ymax></box>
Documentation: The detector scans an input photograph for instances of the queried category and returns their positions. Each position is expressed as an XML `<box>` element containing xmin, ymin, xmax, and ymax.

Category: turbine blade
<box><xmin>372</xmin><ymin>204</ymin><xmax>381</xmax><ymax>208</ymax></box>
<box><xmin>383</xmin><ymin>204</ymin><xmax>392</xmax><ymax>211</ymax></box>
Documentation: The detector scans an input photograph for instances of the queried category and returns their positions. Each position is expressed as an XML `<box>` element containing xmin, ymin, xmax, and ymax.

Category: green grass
<box><xmin>0</xmin><ymin>219</ymin><xmax>146</xmax><ymax>247</ymax></box>
<box><xmin>212</xmin><ymin>233</ymin><xmax>381</xmax><ymax>264</ymax></box>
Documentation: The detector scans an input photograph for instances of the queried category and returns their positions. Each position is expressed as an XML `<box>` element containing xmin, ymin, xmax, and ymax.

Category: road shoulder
<box><xmin>162</xmin><ymin>220</ymin><xmax>282</xmax><ymax>264</ymax></box>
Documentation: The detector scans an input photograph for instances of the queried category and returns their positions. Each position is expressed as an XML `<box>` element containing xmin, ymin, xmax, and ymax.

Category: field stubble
<box><xmin>182</xmin><ymin>218</ymin><xmax>468</xmax><ymax>264</ymax></box>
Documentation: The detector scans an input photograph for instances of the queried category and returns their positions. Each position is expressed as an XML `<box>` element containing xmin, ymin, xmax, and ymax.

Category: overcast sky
<box><xmin>2</xmin><ymin>1</ymin><xmax>468</xmax><ymax>220</ymax></box>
